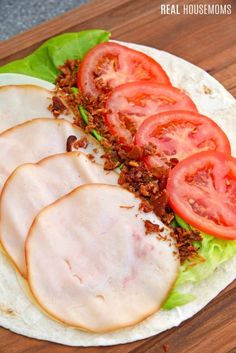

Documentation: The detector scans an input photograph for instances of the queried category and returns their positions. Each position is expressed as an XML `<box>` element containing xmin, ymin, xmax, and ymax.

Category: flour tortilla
<box><xmin>0</xmin><ymin>41</ymin><xmax>235</xmax><ymax>346</ymax></box>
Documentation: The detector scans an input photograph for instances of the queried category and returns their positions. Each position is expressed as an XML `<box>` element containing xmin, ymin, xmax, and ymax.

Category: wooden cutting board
<box><xmin>0</xmin><ymin>0</ymin><xmax>235</xmax><ymax>352</ymax></box>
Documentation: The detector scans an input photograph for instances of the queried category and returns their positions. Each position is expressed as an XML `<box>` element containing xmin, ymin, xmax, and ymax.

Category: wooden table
<box><xmin>0</xmin><ymin>0</ymin><xmax>235</xmax><ymax>352</ymax></box>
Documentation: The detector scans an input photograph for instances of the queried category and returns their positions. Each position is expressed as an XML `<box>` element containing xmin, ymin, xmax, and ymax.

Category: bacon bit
<box><xmin>87</xmin><ymin>154</ymin><xmax>95</xmax><ymax>162</ymax></box>
<box><xmin>73</xmin><ymin>137</ymin><xmax>88</xmax><ymax>149</ymax></box>
<box><xmin>157</xmin><ymin>233</ymin><xmax>169</xmax><ymax>241</ymax></box>
<box><xmin>163</xmin><ymin>343</ymin><xmax>170</xmax><ymax>352</ymax></box>
<box><xmin>140</xmin><ymin>184</ymin><xmax>151</xmax><ymax>197</ymax></box>
<box><xmin>170</xmin><ymin>227</ymin><xmax>202</xmax><ymax>264</ymax></box>
<box><xmin>56</xmin><ymin>59</ymin><xmax>80</xmax><ymax>88</ymax></box>
<box><xmin>120</xmin><ymin>205</ymin><xmax>134</xmax><ymax>209</ymax></box>
<box><xmin>66</xmin><ymin>135</ymin><xmax>77</xmax><ymax>152</ymax></box>
<box><xmin>127</xmin><ymin>145</ymin><xmax>143</xmax><ymax>160</ymax></box>
<box><xmin>144</xmin><ymin>220</ymin><xmax>160</xmax><ymax>234</ymax></box>
<box><xmin>100</xmin><ymin>138</ymin><xmax>113</xmax><ymax>149</ymax></box>
<box><xmin>102</xmin><ymin>150</ymin><xmax>120</xmax><ymax>170</ymax></box>
<box><xmin>49</xmin><ymin>96</ymin><xmax>67</xmax><ymax>117</ymax></box>
<box><xmin>161</xmin><ymin>212</ymin><xmax>175</xmax><ymax>225</ymax></box>
<box><xmin>151</xmin><ymin>190</ymin><xmax>169</xmax><ymax>217</ymax></box>
<box><xmin>140</xmin><ymin>199</ymin><xmax>154</xmax><ymax>213</ymax></box>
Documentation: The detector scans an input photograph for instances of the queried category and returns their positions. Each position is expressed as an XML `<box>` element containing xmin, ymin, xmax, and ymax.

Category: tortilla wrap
<box><xmin>0</xmin><ymin>41</ymin><xmax>235</xmax><ymax>346</ymax></box>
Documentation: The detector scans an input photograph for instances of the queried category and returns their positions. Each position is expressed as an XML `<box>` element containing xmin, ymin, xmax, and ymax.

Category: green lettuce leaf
<box><xmin>164</xmin><ymin>215</ymin><xmax>236</xmax><ymax>309</ymax></box>
<box><xmin>0</xmin><ymin>30</ymin><xmax>110</xmax><ymax>83</ymax></box>
<box><xmin>163</xmin><ymin>291</ymin><xmax>196</xmax><ymax>310</ymax></box>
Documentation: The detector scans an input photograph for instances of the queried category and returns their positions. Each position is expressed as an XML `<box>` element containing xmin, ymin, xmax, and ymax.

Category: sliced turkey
<box><xmin>0</xmin><ymin>118</ymin><xmax>104</xmax><ymax>193</ymax></box>
<box><xmin>0</xmin><ymin>85</ymin><xmax>73</xmax><ymax>133</ymax></box>
<box><xmin>0</xmin><ymin>152</ymin><xmax>118</xmax><ymax>276</ymax></box>
<box><xmin>26</xmin><ymin>184</ymin><xmax>179</xmax><ymax>332</ymax></box>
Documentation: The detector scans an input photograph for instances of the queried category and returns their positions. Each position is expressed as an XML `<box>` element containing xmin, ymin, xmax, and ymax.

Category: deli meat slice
<box><xmin>26</xmin><ymin>184</ymin><xmax>179</xmax><ymax>332</ymax></box>
<box><xmin>0</xmin><ymin>118</ymin><xmax>104</xmax><ymax>193</ymax></box>
<box><xmin>0</xmin><ymin>85</ymin><xmax>73</xmax><ymax>133</ymax></box>
<box><xmin>0</xmin><ymin>152</ymin><xmax>118</xmax><ymax>277</ymax></box>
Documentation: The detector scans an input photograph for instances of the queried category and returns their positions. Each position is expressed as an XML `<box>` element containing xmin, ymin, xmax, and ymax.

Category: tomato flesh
<box><xmin>105</xmin><ymin>82</ymin><xmax>197</xmax><ymax>143</ymax></box>
<box><xmin>78</xmin><ymin>42</ymin><xmax>170</xmax><ymax>98</ymax></box>
<box><xmin>135</xmin><ymin>111</ymin><xmax>231</xmax><ymax>168</ymax></box>
<box><xmin>167</xmin><ymin>151</ymin><xmax>236</xmax><ymax>240</ymax></box>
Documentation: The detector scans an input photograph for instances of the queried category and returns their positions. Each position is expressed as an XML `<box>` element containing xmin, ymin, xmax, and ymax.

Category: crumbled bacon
<box><xmin>66</xmin><ymin>135</ymin><xmax>89</xmax><ymax>152</ymax></box>
<box><xmin>87</xmin><ymin>154</ymin><xmax>95</xmax><ymax>162</ymax></box>
<box><xmin>48</xmin><ymin>96</ymin><xmax>67</xmax><ymax>117</ymax></box>
<box><xmin>151</xmin><ymin>190</ymin><xmax>169</xmax><ymax>217</ymax></box>
<box><xmin>144</xmin><ymin>220</ymin><xmax>160</xmax><ymax>234</ymax></box>
<box><xmin>140</xmin><ymin>199</ymin><xmax>154</xmax><ymax>213</ymax></box>
<box><xmin>56</xmin><ymin>59</ymin><xmax>80</xmax><ymax>88</ymax></box>
<box><xmin>103</xmin><ymin>150</ymin><xmax>120</xmax><ymax>170</ymax></box>
<box><xmin>53</xmin><ymin>59</ymin><xmax>203</xmax><ymax>265</ymax></box>
<box><xmin>74</xmin><ymin>137</ymin><xmax>88</xmax><ymax>149</ymax></box>
<box><xmin>171</xmin><ymin>227</ymin><xmax>202</xmax><ymax>264</ymax></box>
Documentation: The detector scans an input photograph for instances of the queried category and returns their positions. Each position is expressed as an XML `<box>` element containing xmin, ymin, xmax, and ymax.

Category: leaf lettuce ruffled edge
<box><xmin>0</xmin><ymin>29</ymin><xmax>110</xmax><ymax>83</ymax></box>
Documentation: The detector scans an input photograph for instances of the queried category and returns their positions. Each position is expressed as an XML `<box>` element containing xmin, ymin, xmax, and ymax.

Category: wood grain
<box><xmin>0</xmin><ymin>0</ymin><xmax>235</xmax><ymax>352</ymax></box>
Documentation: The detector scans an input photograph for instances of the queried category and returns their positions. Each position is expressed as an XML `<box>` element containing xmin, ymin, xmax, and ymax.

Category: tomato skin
<box><xmin>135</xmin><ymin>110</ymin><xmax>231</xmax><ymax>168</ymax></box>
<box><xmin>105</xmin><ymin>82</ymin><xmax>198</xmax><ymax>143</ymax></box>
<box><xmin>167</xmin><ymin>151</ymin><xmax>236</xmax><ymax>240</ymax></box>
<box><xmin>78</xmin><ymin>42</ymin><xmax>170</xmax><ymax>98</ymax></box>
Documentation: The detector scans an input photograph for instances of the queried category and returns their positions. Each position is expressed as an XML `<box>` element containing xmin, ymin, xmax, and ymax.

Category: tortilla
<box><xmin>0</xmin><ymin>152</ymin><xmax>118</xmax><ymax>277</ymax></box>
<box><xmin>0</xmin><ymin>41</ymin><xmax>235</xmax><ymax>346</ymax></box>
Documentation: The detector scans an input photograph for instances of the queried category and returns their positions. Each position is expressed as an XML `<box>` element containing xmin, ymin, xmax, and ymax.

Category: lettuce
<box><xmin>164</xmin><ymin>215</ymin><xmax>236</xmax><ymax>309</ymax></box>
<box><xmin>163</xmin><ymin>291</ymin><xmax>196</xmax><ymax>310</ymax></box>
<box><xmin>0</xmin><ymin>30</ymin><xmax>110</xmax><ymax>83</ymax></box>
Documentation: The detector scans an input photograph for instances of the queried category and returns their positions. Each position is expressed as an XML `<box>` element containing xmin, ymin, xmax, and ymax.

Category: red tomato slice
<box><xmin>167</xmin><ymin>151</ymin><xmax>236</xmax><ymax>240</ymax></box>
<box><xmin>78</xmin><ymin>42</ymin><xmax>170</xmax><ymax>98</ymax></box>
<box><xmin>105</xmin><ymin>82</ymin><xmax>198</xmax><ymax>143</ymax></box>
<box><xmin>135</xmin><ymin>111</ymin><xmax>231</xmax><ymax>169</ymax></box>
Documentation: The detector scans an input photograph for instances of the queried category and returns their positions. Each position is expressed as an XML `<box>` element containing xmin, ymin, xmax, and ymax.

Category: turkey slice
<box><xmin>0</xmin><ymin>85</ymin><xmax>73</xmax><ymax>133</ymax></box>
<box><xmin>26</xmin><ymin>184</ymin><xmax>179</xmax><ymax>333</ymax></box>
<box><xmin>0</xmin><ymin>118</ymin><xmax>104</xmax><ymax>193</ymax></box>
<box><xmin>0</xmin><ymin>152</ymin><xmax>118</xmax><ymax>277</ymax></box>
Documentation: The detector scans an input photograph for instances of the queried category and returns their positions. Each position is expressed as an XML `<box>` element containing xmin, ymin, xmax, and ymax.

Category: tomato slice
<box><xmin>78</xmin><ymin>42</ymin><xmax>170</xmax><ymax>98</ymax></box>
<box><xmin>135</xmin><ymin>111</ymin><xmax>231</xmax><ymax>169</ymax></box>
<box><xmin>167</xmin><ymin>151</ymin><xmax>236</xmax><ymax>240</ymax></box>
<box><xmin>105</xmin><ymin>82</ymin><xmax>198</xmax><ymax>143</ymax></box>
